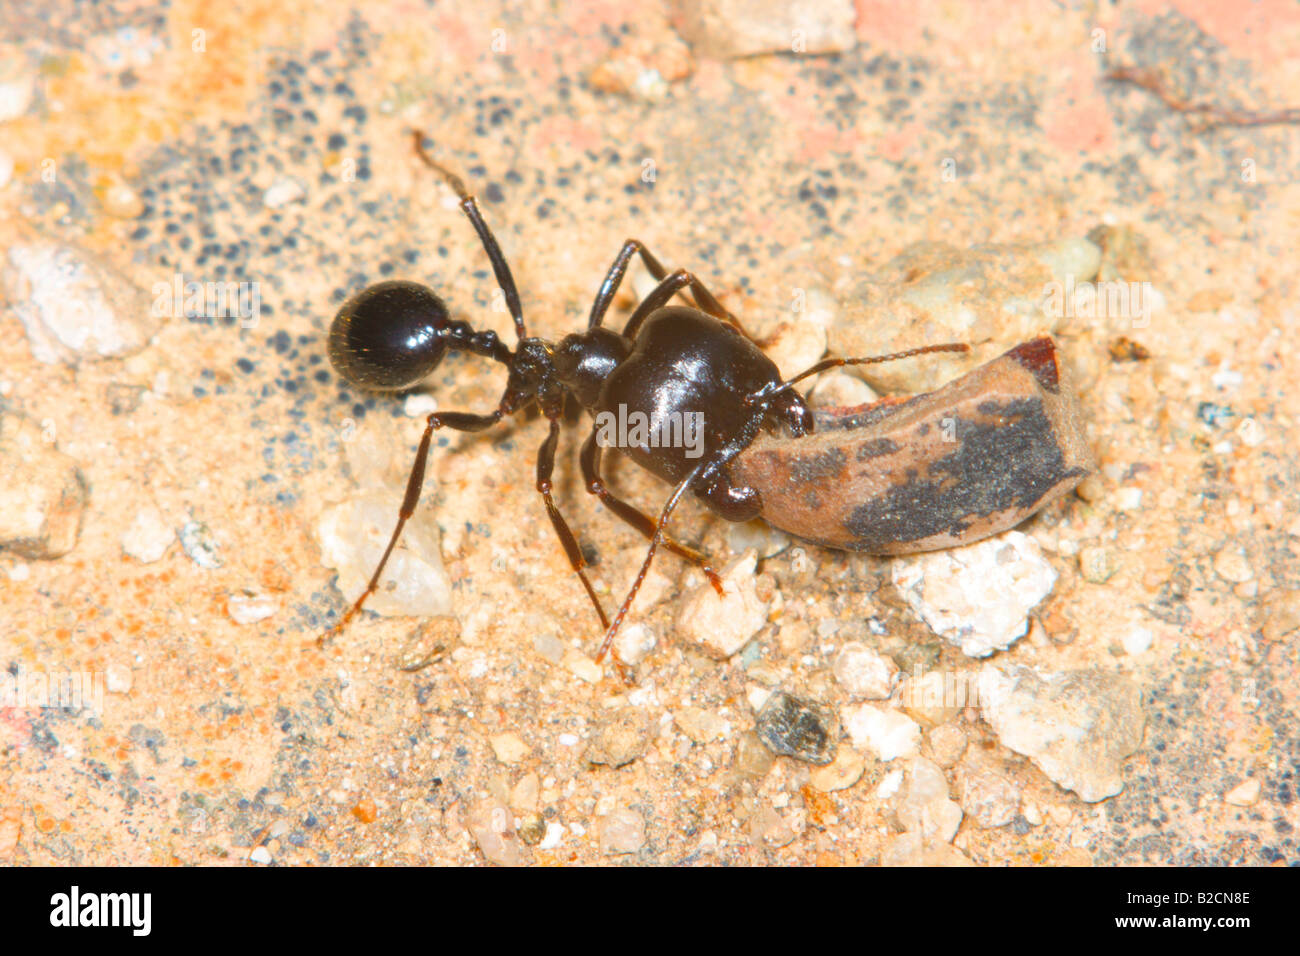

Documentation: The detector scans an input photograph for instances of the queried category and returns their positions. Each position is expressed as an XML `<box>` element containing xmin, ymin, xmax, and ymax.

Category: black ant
<box><xmin>323</xmin><ymin>131</ymin><xmax>967</xmax><ymax>681</ymax></box>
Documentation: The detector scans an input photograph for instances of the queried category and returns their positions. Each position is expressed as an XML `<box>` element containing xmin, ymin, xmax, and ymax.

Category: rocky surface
<box><xmin>0</xmin><ymin>0</ymin><xmax>1296</xmax><ymax>868</ymax></box>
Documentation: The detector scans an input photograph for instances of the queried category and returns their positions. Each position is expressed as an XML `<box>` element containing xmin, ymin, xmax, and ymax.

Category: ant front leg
<box><xmin>595</xmin><ymin>458</ymin><xmax>709</xmax><ymax>669</ymax></box>
<box><xmin>579</xmin><ymin>430</ymin><xmax>725</xmax><ymax>595</ymax></box>
<box><xmin>320</xmin><ymin>406</ymin><xmax>503</xmax><ymax>646</ymax></box>
<box><xmin>535</xmin><ymin>412</ymin><xmax>612</xmax><ymax>637</ymax></box>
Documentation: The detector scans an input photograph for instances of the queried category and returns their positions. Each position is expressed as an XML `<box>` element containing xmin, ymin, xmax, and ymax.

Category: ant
<box><xmin>323</xmin><ymin>131</ymin><xmax>967</xmax><ymax>681</ymax></box>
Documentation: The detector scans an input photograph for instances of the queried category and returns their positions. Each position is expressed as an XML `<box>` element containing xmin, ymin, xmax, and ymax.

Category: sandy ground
<box><xmin>0</xmin><ymin>0</ymin><xmax>1296</xmax><ymax>865</ymax></box>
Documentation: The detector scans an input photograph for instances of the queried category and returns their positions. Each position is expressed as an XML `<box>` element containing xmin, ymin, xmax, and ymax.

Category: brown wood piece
<box><xmin>729</xmin><ymin>336</ymin><xmax>1094</xmax><ymax>553</ymax></box>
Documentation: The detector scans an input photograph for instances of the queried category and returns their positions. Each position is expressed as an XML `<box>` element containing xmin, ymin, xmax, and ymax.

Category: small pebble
<box><xmin>263</xmin><ymin>175</ymin><xmax>307</xmax><ymax>209</ymax></box>
<box><xmin>4</xmin><ymin>242</ymin><xmax>160</xmax><ymax>363</ymax></box>
<box><xmin>1074</xmin><ymin>475</ymin><xmax>1104</xmax><ymax>502</ymax></box>
<box><xmin>102</xmin><ymin>181</ymin><xmax>145</xmax><ymax>219</ymax></box>
<box><xmin>120</xmin><ymin>506</ymin><xmax>173</xmax><ymax>563</ymax></box>
<box><xmin>586</xmin><ymin>709</ymin><xmax>649</xmax><ymax>768</ymax></box>
<box><xmin>1122</xmin><ymin>627</ymin><xmax>1153</xmax><ymax>655</ymax></box>
<box><xmin>225</xmin><ymin>588</ymin><xmax>278</xmax><ymax>624</ymax></box>
<box><xmin>675</xmin><ymin>0</ymin><xmax>857</xmax><ymax>58</ymax></box>
<box><xmin>0</xmin><ymin>411</ymin><xmax>88</xmax><ymax>559</ymax></box>
<box><xmin>1223</xmin><ymin>779</ymin><xmax>1260</xmax><ymax>807</ymax></box>
<box><xmin>890</xmin><ymin>756</ymin><xmax>962</xmax><ymax>844</ymax></box>
<box><xmin>466</xmin><ymin>802</ymin><xmax>522</xmax><ymax>866</ymax></box>
<box><xmin>843</xmin><ymin>703</ymin><xmax>921</xmax><ymax>761</ymax></box>
<box><xmin>249</xmin><ymin>846</ymin><xmax>272</xmax><ymax>865</ymax></box>
<box><xmin>676</xmin><ymin>550</ymin><xmax>769</xmax><ymax>659</ymax></box>
<box><xmin>1078</xmin><ymin>546</ymin><xmax>1116</xmax><ymax>583</ymax></box>
<box><xmin>0</xmin><ymin>49</ymin><xmax>36</xmax><ymax>121</ymax></box>
<box><xmin>808</xmin><ymin>749</ymin><xmax>865</xmax><ymax>792</ymax></box>
<box><xmin>926</xmin><ymin>724</ymin><xmax>967</xmax><ymax>768</ymax></box>
<box><xmin>489</xmin><ymin>732</ymin><xmax>530</xmax><ymax>765</ymax></box>
<box><xmin>891</xmin><ymin>531</ymin><xmax>1057</xmax><ymax>658</ymax></box>
<box><xmin>980</xmin><ymin>663</ymin><xmax>1144</xmax><ymax>803</ymax></box>
<box><xmin>538</xmin><ymin>822</ymin><xmax>565</xmax><ymax>850</ymax></box>
<box><xmin>755</xmin><ymin>691</ymin><xmax>838</xmax><ymax>765</ymax></box>
<box><xmin>1258</xmin><ymin>589</ymin><xmax>1300</xmax><ymax>642</ymax></box>
<box><xmin>749</xmin><ymin>805</ymin><xmax>797</xmax><ymax>848</ymax></box>
<box><xmin>532</xmin><ymin>632</ymin><xmax>566</xmax><ymax>664</ymax></box>
<box><xmin>1116</xmin><ymin>487</ymin><xmax>1143</xmax><ymax>511</ymax></box>
<box><xmin>318</xmin><ymin>493</ymin><xmax>452</xmax><ymax>617</ymax></box>
<box><xmin>517</xmin><ymin>815</ymin><xmax>546</xmax><ymax>846</ymax></box>
<box><xmin>509</xmin><ymin>773</ymin><xmax>539</xmax><ymax>812</ymax></box>
<box><xmin>726</xmin><ymin>519</ymin><xmax>790</xmax><ymax>559</ymax></box>
<box><xmin>1213</xmin><ymin>545</ymin><xmax>1253</xmax><ymax>584</ymax></box>
<box><xmin>178</xmin><ymin>521</ymin><xmax>223</xmax><ymax>569</ymax></box>
<box><xmin>763</xmin><ymin>316</ymin><xmax>828</xmax><ymax>384</ymax></box>
<box><xmin>613</xmin><ymin>622</ymin><xmax>657</xmax><ymax>665</ymax></box>
<box><xmin>403</xmin><ymin>392</ymin><xmax>438</xmax><ymax>417</ymax></box>
<box><xmin>599</xmin><ymin>808</ymin><xmax>646</xmax><ymax>855</ymax></box>
<box><xmin>732</xmin><ymin>731</ymin><xmax>775</xmax><ymax>781</ymax></box>
<box><xmin>105</xmin><ymin>663</ymin><xmax>133</xmax><ymax>694</ymax></box>
<box><xmin>674</xmin><ymin>706</ymin><xmax>729</xmax><ymax>744</ymax></box>
<box><xmin>809</xmin><ymin>369</ymin><xmax>878</xmax><ymax>409</ymax></box>
<box><xmin>957</xmin><ymin>754</ymin><xmax>1021</xmax><ymax>829</ymax></box>
<box><xmin>563</xmin><ymin>649</ymin><xmax>603</xmax><ymax>684</ymax></box>
<box><xmin>832</xmin><ymin>641</ymin><xmax>898</xmax><ymax>699</ymax></box>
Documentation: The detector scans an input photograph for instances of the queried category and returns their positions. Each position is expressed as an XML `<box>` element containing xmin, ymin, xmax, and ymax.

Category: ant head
<box><xmin>766</xmin><ymin>388</ymin><xmax>815</xmax><ymax>438</ymax></box>
<box><xmin>329</xmin><ymin>280</ymin><xmax>452</xmax><ymax>391</ymax></box>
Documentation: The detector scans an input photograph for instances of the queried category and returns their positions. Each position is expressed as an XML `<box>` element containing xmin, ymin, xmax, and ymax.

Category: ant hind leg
<box><xmin>320</xmin><ymin>406</ymin><xmax>503</xmax><ymax>646</ymax></box>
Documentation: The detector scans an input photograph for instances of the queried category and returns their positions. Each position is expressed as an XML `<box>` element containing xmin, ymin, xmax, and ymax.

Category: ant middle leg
<box><xmin>535</xmin><ymin>413</ymin><xmax>611</xmax><ymax>635</ymax></box>
<box><xmin>320</xmin><ymin>406</ymin><xmax>503</xmax><ymax>645</ymax></box>
<box><xmin>579</xmin><ymin>430</ymin><xmax>725</xmax><ymax>595</ymax></box>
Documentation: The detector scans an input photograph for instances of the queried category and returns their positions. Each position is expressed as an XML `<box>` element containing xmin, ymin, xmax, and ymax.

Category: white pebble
<box><xmin>675</xmin><ymin>550</ymin><xmax>769</xmax><ymax>659</ymax></box>
<box><xmin>891</xmin><ymin>531</ymin><xmax>1057</xmax><ymax>657</ymax></box>
<box><xmin>226</xmin><ymin>589</ymin><xmax>278</xmax><ymax>625</ymax></box>
<box><xmin>121</xmin><ymin>507</ymin><xmax>174</xmax><ymax>563</ymax></box>
<box><xmin>1224</xmin><ymin>779</ymin><xmax>1260</xmax><ymax>807</ymax></box>
<box><xmin>1122</xmin><ymin>627</ymin><xmax>1153</xmax><ymax>655</ymax></box>
<box><xmin>263</xmin><ymin>176</ymin><xmax>306</xmax><ymax>209</ymax></box>
<box><xmin>833</xmin><ymin>641</ymin><xmax>898</xmax><ymax>699</ymax></box>
<box><xmin>317</xmin><ymin>493</ymin><xmax>452</xmax><ymax>618</ymax></box>
<box><xmin>843</xmin><ymin>703</ymin><xmax>920</xmax><ymax>761</ymax></box>
<box><xmin>539</xmin><ymin>822</ymin><xmax>565</xmax><ymax>849</ymax></box>
<box><xmin>613</xmin><ymin>623</ymin><xmax>657</xmax><ymax>665</ymax></box>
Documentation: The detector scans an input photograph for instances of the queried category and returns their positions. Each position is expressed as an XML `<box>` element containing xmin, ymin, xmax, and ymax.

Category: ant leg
<box><xmin>411</xmin><ymin>130</ymin><xmax>527</xmax><ymax>341</ymax></box>
<box><xmin>588</xmin><ymin>239</ymin><xmax>669</xmax><ymax>329</ymax></box>
<box><xmin>536</xmin><ymin>415</ymin><xmax>611</xmax><ymax>634</ymax></box>
<box><xmin>320</xmin><ymin>407</ymin><xmax>503</xmax><ymax>645</ymax></box>
<box><xmin>594</xmin><ymin>460</ymin><xmax>707</xmax><ymax>668</ymax></box>
<box><xmin>620</xmin><ymin>268</ymin><xmax>756</xmax><ymax>342</ymax></box>
<box><xmin>579</xmin><ymin>430</ymin><xmax>725</xmax><ymax>595</ymax></box>
<box><xmin>588</xmin><ymin>239</ymin><xmax>752</xmax><ymax>339</ymax></box>
<box><xmin>747</xmin><ymin>342</ymin><xmax>972</xmax><ymax>405</ymax></box>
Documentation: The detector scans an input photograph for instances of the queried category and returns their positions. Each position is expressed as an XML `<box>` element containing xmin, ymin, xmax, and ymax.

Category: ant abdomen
<box><xmin>329</xmin><ymin>280</ymin><xmax>451</xmax><ymax>390</ymax></box>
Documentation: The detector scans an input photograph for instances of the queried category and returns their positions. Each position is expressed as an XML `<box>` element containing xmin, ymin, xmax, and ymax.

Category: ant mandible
<box><xmin>323</xmin><ymin>130</ymin><xmax>967</xmax><ymax>681</ymax></box>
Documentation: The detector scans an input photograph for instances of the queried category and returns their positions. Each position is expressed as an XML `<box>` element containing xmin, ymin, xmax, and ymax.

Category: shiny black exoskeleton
<box><xmin>324</xmin><ymin>132</ymin><xmax>965</xmax><ymax>679</ymax></box>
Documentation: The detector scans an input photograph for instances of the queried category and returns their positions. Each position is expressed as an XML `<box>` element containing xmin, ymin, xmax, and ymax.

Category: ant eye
<box><xmin>328</xmin><ymin>280</ymin><xmax>451</xmax><ymax>391</ymax></box>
